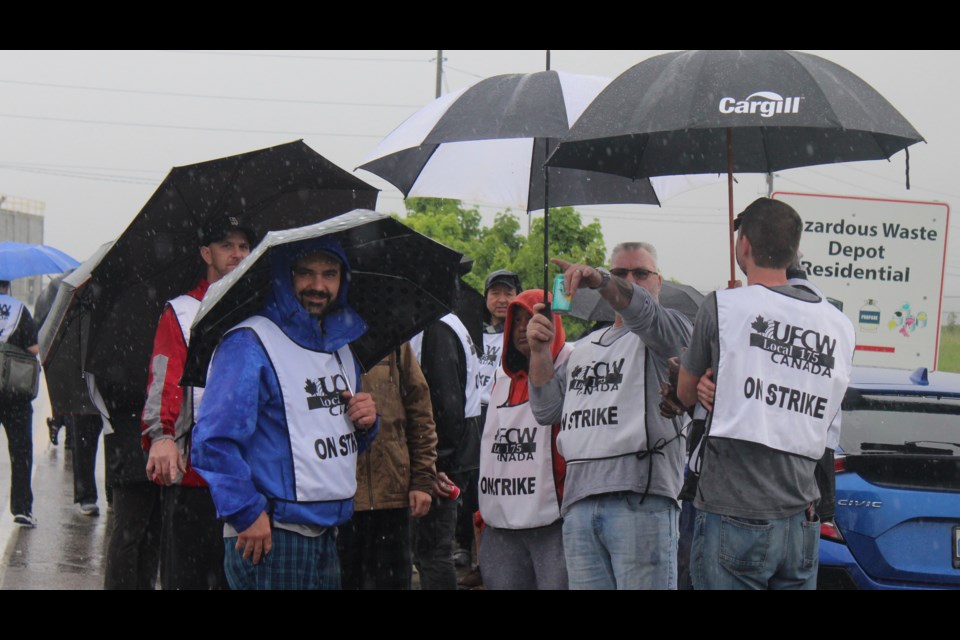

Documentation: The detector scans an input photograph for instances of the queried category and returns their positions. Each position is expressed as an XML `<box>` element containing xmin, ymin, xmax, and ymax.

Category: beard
<box><xmin>299</xmin><ymin>289</ymin><xmax>336</xmax><ymax>317</ymax></box>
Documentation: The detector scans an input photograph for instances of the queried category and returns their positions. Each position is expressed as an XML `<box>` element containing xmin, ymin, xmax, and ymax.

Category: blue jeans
<box><xmin>690</xmin><ymin>509</ymin><xmax>819</xmax><ymax>590</ymax></box>
<box><xmin>562</xmin><ymin>493</ymin><xmax>679</xmax><ymax>590</ymax></box>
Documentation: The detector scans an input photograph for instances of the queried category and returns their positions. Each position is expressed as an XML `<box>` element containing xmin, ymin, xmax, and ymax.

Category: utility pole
<box><xmin>435</xmin><ymin>50</ymin><xmax>443</xmax><ymax>98</ymax></box>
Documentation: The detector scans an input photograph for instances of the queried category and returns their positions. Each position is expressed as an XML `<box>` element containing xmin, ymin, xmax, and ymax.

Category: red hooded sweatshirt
<box><xmin>499</xmin><ymin>289</ymin><xmax>568</xmax><ymax>498</ymax></box>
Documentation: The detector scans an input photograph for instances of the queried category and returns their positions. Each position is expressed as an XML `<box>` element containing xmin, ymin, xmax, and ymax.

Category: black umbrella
<box><xmin>36</xmin><ymin>269</ymin><xmax>99</xmax><ymax>418</ymax></box>
<box><xmin>181</xmin><ymin>210</ymin><xmax>464</xmax><ymax>386</ymax></box>
<box><xmin>568</xmin><ymin>280</ymin><xmax>705</xmax><ymax>325</ymax></box>
<box><xmin>46</xmin><ymin>141</ymin><xmax>378</xmax><ymax>394</ymax></box>
<box><xmin>548</xmin><ymin>50</ymin><xmax>925</xmax><ymax>285</ymax></box>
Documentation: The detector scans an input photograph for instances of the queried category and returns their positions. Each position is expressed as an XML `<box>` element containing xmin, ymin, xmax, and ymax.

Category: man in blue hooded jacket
<box><xmin>192</xmin><ymin>237</ymin><xmax>378</xmax><ymax>590</ymax></box>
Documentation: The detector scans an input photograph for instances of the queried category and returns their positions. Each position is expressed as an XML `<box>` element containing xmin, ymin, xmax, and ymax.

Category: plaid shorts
<box><xmin>225</xmin><ymin>526</ymin><xmax>340</xmax><ymax>590</ymax></box>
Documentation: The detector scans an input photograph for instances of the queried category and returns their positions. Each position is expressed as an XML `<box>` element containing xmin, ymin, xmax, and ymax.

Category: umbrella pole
<box><xmin>726</xmin><ymin>127</ymin><xmax>737</xmax><ymax>289</ymax></box>
<box><xmin>543</xmin><ymin>151</ymin><xmax>551</xmax><ymax>308</ymax></box>
<box><xmin>542</xmin><ymin>49</ymin><xmax>552</xmax><ymax>309</ymax></box>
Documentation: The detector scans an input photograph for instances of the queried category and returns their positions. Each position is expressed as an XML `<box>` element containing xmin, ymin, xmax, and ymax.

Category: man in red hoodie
<box><xmin>141</xmin><ymin>216</ymin><xmax>252</xmax><ymax>590</ymax></box>
<box><xmin>478</xmin><ymin>289</ymin><xmax>572</xmax><ymax>589</ymax></box>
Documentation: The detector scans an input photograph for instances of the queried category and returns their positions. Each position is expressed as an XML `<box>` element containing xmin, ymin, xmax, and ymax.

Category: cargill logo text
<box><xmin>719</xmin><ymin>92</ymin><xmax>801</xmax><ymax>118</ymax></box>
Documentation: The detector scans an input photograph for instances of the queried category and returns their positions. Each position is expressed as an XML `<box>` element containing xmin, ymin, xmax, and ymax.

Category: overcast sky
<box><xmin>2</xmin><ymin>50</ymin><xmax>956</xmax><ymax>314</ymax></box>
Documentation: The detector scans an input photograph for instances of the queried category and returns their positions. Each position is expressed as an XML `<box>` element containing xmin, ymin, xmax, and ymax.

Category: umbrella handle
<box><xmin>538</xmin><ymin>300</ymin><xmax>553</xmax><ymax>322</ymax></box>
<box><xmin>334</xmin><ymin>351</ymin><xmax>356</xmax><ymax>398</ymax></box>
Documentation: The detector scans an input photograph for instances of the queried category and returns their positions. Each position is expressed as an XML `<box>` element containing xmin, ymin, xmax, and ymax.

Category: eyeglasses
<box><xmin>610</xmin><ymin>267</ymin><xmax>659</xmax><ymax>281</ymax></box>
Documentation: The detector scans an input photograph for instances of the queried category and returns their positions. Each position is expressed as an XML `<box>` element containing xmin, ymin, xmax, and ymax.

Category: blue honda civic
<box><xmin>818</xmin><ymin>366</ymin><xmax>960</xmax><ymax>589</ymax></box>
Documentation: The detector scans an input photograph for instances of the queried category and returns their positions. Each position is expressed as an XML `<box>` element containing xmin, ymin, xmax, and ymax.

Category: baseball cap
<box><xmin>200</xmin><ymin>215</ymin><xmax>256</xmax><ymax>246</ymax></box>
<box><xmin>484</xmin><ymin>269</ymin><xmax>522</xmax><ymax>294</ymax></box>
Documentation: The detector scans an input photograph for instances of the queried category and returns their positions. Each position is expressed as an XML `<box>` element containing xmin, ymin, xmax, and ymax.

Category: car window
<box><xmin>840</xmin><ymin>391</ymin><xmax>960</xmax><ymax>454</ymax></box>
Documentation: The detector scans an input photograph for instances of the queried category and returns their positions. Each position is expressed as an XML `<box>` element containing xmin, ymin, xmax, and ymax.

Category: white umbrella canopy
<box><xmin>358</xmin><ymin>70</ymin><xmax>668</xmax><ymax>212</ymax></box>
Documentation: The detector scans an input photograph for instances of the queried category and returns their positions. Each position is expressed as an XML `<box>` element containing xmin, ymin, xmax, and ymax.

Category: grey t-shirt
<box><xmin>682</xmin><ymin>285</ymin><xmax>820</xmax><ymax>519</ymax></box>
<box><xmin>529</xmin><ymin>285</ymin><xmax>692</xmax><ymax>515</ymax></box>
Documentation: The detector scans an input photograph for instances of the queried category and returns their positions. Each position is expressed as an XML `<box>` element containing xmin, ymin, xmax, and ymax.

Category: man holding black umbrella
<box><xmin>140</xmin><ymin>215</ymin><xmax>252</xmax><ymax>589</ymax></box>
<box><xmin>192</xmin><ymin>237</ymin><xmax>378</xmax><ymax>590</ymax></box>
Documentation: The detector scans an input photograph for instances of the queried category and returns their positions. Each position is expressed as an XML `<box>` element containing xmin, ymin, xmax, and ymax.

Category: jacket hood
<box><xmin>502</xmin><ymin>289</ymin><xmax>566</xmax><ymax>381</ymax></box>
<box><xmin>260</xmin><ymin>236</ymin><xmax>367</xmax><ymax>352</ymax></box>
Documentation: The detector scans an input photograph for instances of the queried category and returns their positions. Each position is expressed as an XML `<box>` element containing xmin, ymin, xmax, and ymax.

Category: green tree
<box><xmin>401</xmin><ymin>198</ymin><xmax>605</xmax><ymax>337</ymax></box>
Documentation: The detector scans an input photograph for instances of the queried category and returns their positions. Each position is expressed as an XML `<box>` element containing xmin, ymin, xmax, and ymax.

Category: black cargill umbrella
<box><xmin>547</xmin><ymin>50</ymin><xmax>925</xmax><ymax>286</ymax></box>
<box><xmin>44</xmin><ymin>141</ymin><xmax>378</xmax><ymax>394</ymax></box>
<box><xmin>181</xmin><ymin>210</ymin><xmax>464</xmax><ymax>386</ymax></box>
<box><xmin>568</xmin><ymin>280</ymin><xmax>705</xmax><ymax>325</ymax></box>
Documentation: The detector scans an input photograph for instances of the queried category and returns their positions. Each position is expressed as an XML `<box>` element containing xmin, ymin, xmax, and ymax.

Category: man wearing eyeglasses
<box><xmin>527</xmin><ymin>242</ymin><xmax>691</xmax><ymax>590</ymax></box>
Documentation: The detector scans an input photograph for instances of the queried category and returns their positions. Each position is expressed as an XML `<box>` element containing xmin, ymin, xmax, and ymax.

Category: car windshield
<box><xmin>840</xmin><ymin>391</ymin><xmax>960</xmax><ymax>454</ymax></box>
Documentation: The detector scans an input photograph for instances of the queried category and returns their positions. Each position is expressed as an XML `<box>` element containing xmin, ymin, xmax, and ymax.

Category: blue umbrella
<box><xmin>0</xmin><ymin>241</ymin><xmax>79</xmax><ymax>280</ymax></box>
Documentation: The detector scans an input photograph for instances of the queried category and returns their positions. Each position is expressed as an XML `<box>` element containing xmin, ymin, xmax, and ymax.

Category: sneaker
<box><xmin>79</xmin><ymin>503</ymin><xmax>100</xmax><ymax>517</ymax></box>
<box><xmin>47</xmin><ymin>417</ymin><xmax>62</xmax><ymax>445</ymax></box>
<box><xmin>13</xmin><ymin>513</ymin><xmax>36</xmax><ymax>528</ymax></box>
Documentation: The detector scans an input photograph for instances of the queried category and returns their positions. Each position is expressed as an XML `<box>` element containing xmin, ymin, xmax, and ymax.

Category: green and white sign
<box><xmin>775</xmin><ymin>192</ymin><xmax>949</xmax><ymax>370</ymax></box>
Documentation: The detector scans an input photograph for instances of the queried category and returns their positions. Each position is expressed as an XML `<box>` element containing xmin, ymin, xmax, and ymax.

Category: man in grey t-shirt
<box><xmin>527</xmin><ymin>243</ymin><xmax>691</xmax><ymax>590</ymax></box>
<box><xmin>678</xmin><ymin>198</ymin><xmax>853</xmax><ymax>590</ymax></box>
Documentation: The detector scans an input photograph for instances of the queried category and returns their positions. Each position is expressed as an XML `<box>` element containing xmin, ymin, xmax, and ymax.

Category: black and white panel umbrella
<box><xmin>358</xmin><ymin>70</ymin><xmax>703</xmax><ymax>212</ymax></box>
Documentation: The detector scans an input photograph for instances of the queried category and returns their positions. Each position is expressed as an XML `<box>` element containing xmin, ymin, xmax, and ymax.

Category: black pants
<box><xmin>0</xmin><ymin>397</ymin><xmax>33</xmax><ymax>516</ymax></box>
<box><xmin>411</xmin><ymin>494</ymin><xmax>458</xmax><ymax>590</ymax></box>
<box><xmin>338</xmin><ymin>507</ymin><xmax>412</xmax><ymax>590</ymax></box>
<box><xmin>159</xmin><ymin>485</ymin><xmax>226</xmax><ymax>590</ymax></box>
<box><xmin>104</xmin><ymin>481</ymin><xmax>162</xmax><ymax>590</ymax></box>
<box><xmin>69</xmin><ymin>414</ymin><xmax>102</xmax><ymax>505</ymax></box>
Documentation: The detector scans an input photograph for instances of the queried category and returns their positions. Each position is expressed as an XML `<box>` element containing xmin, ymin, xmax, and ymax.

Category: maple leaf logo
<box><xmin>304</xmin><ymin>379</ymin><xmax>318</xmax><ymax>396</ymax></box>
<box><xmin>751</xmin><ymin>316</ymin><xmax>769</xmax><ymax>334</ymax></box>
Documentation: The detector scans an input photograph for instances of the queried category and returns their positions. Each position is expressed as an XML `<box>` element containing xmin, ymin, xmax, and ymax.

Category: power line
<box><xmin>797</xmin><ymin>166</ymin><xmax>903</xmax><ymax>198</ymax></box>
<box><xmin>839</xmin><ymin>163</ymin><xmax>960</xmax><ymax>201</ymax></box>
<box><xmin>163</xmin><ymin>50</ymin><xmax>431</xmax><ymax>63</ymax></box>
<box><xmin>444</xmin><ymin>64</ymin><xmax>485</xmax><ymax>80</ymax></box>
<box><xmin>0</xmin><ymin>160</ymin><xmax>165</xmax><ymax>175</ymax></box>
<box><xmin>0</xmin><ymin>79</ymin><xmax>423</xmax><ymax>109</ymax></box>
<box><xmin>0</xmin><ymin>163</ymin><xmax>158</xmax><ymax>184</ymax></box>
<box><xmin>0</xmin><ymin>112</ymin><xmax>383</xmax><ymax>138</ymax></box>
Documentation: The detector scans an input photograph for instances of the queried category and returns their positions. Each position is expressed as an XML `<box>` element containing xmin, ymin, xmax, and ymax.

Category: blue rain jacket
<box><xmin>192</xmin><ymin>237</ymin><xmax>378</xmax><ymax>533</ymax></box>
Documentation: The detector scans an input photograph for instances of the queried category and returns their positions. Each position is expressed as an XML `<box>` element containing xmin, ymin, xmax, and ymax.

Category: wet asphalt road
<box><xmin>0</xmin><ymin>378</ymin><xmax>477</xmax><ymax>590</ymax></box>
<box><xmin>0</xmin><ymin>378</ymin><xmax>108</xmax><ymax>590</ymax></box>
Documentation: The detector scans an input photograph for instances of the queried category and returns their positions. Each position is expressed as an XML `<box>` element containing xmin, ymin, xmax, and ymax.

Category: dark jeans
<box><xmin>338</xmin><ymin>507</ymin><xmax>412</xmax><ymax>590</ymax></box>
<box><xmin>454</xmin><ymin>468</ymin><xmax>479</xmax><ymax>556</ymax></box>
<box><xmin>0</xmin><ymin>397</ymin><xmax>33</xmax><ymax>516</ymax></box>
<box><xmin>104</xmin><ymin>481</ymin><xmax>162</xmax><ymax>590</ymax></box>
<box><xmin>69</xmin><ymin>414</ymin><xmax>102</xmax><ymax>505</ymax></box>
<box><xmin>412</xmin><ymin>493</ymin><xmax>458</xmax><ymax>590</ymax></box>
<box><xmin>160</xmin><ymin>485</ymin><xmax>226</xmax><ymax>590</ymax></box>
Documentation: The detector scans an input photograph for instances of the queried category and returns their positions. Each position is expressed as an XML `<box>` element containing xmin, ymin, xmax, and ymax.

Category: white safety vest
<box><xmin>479</xmin><ymin>344</ymin><xmax>572</xmax><ymax>529</ymax></box>
<box><xmin>231</xmin><ymin>315</ymin><xmax>360</xmax><ymax>502</ymax></box>
<box><xmin>478</xmin><ymin>330</ymin><xmax>504</xmax><ymax>406</ymax></box>
<box><xmin>711</xmin><ymin>286</ymin><xmax>855</xmax><ymax>460</ymax></box>
<box><xmin>410</xmin><ymin>313</ymin><xmax>482</xmax><ymax>419</ymax></box>
<box><xmin>557</xmin><ymin>328</ymin><xmax>647</xmax><ymax>462</ymax></box>
<box><xmin>0</xmin><ymin>295</ymin><xmax>25</xmax><ymax>344</ymax></box>
<box><xmin>168</xmin><ymin>295</ymin><xmax>204</xmax><ymax>411</ymax></box>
